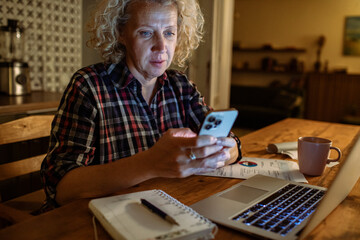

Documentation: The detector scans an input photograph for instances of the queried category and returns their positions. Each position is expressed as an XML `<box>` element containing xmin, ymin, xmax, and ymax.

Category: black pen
<box><xmin>140</xmin><ymin>198</ymin><xmax>179</xmax><ymax>225</ymax></box>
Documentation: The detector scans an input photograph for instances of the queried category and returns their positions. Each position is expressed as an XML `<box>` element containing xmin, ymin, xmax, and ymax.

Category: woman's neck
<box><xmin>141</xmin><ymin>78</ymin><xmax>158</xmax><ymax>105</ymax></box>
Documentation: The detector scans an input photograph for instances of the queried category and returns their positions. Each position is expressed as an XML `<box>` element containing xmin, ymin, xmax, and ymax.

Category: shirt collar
<box><xmin>107</xmin><ymin>61</ymin><xmax>169</xmax><ymax>89</ymax></box>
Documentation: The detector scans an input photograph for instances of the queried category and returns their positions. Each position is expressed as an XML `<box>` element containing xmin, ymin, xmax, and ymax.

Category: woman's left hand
<box><xmin>145</xmin><ymin>128</ymin><xmax>239</xmax><ymax>179</ymax></box>
<box><xmin>214</xmin><ymin>137</ymin><xmax>239</xmax><ymax>165</ymax></box>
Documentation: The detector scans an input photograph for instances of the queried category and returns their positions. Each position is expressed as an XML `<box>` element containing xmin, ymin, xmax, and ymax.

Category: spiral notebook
<box><xmin>89</xmin><ymin>190</ymin><xmax>217</xmax><ymax>240</ymax></box>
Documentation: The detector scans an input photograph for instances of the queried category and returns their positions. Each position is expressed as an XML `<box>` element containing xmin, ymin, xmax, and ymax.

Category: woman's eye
<box><xmin>139</xmin><ymin>31</ymin><xmax>152</xmax><ymax>37</ymax></box>
<box><xmin>164</xmin><ymin>31</ymin><xmax>175</xmax><ymax>38</ymax></box>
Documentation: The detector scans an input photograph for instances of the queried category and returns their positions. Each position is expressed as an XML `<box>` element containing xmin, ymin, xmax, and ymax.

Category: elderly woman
<box><xmin>41</xmin><ymin>0</ymin><xmax>241</xmax><ymax>208</ymax></box>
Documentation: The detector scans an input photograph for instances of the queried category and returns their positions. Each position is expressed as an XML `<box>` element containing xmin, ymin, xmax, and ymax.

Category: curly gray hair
<box><xmin>87</xmin><ymin>0</ymin><xmax>204</xmax><ymax>67</ymax></box>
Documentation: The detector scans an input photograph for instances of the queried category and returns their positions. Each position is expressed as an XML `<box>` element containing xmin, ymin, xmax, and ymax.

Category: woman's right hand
<box><xmin>55</xmin><ymin>128</ymin><xmax>228</xmax><ymax>205</ymax></box>
<box><xmin>146</xmin><ymin>128</ymin><xmax>227</xmax><ymax>178</ymax></box>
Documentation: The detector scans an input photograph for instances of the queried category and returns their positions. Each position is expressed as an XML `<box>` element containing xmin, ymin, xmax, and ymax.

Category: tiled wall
<box><xmin>0</xmin><ymin>0</ymin><xmax>82</xmax><ymax>92</ymax></box>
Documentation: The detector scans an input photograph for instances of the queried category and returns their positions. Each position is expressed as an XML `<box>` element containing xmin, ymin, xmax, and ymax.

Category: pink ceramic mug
<box><xmin>298</xmin><ymin>137</ymin><xmax>342</xmax><ymax>176</ymax></box>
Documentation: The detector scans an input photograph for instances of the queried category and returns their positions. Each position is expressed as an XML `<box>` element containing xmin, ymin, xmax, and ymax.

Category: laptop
<box><xmin>191</xmin><ymin>135</ymin><xmax>360</xmax><ymax>240</ymax></box>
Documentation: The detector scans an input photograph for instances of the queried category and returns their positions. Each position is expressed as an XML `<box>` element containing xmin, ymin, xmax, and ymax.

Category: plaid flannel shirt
<box><xmin>40</xmin><ymin>61</ymin><xmax>241</xmax><ymax>208</ymax></box>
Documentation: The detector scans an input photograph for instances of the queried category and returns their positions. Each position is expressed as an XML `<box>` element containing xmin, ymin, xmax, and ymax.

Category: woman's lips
<box><xmin>150</xmin><ymin>60</ymin><xmax>166</xmax><ymax>67</ymax></box>
<box><xmin>151</xmin><ymin>60</ymin><xmax>165</xmax><ymax>63</ymax></box>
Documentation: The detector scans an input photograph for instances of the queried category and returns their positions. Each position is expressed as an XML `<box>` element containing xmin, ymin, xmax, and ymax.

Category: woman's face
<box><xmin>120</xmin><ymin>1</ymin><xmax>178</xmax><ymax>83</ymax></box>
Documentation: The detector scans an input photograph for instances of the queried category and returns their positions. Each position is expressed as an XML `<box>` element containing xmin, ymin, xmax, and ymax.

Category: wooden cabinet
<box><xmin>305</xmin><ymin>73</ymin><xmax>360</xmax><ymax>123</ymax></box>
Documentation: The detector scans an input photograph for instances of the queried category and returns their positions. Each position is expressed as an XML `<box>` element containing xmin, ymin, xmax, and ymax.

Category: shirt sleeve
<box><xmin>185</xmin><ymin>80</ymin><xmax>211</xmax><ymax>132</ymax></box>
<box><xmin>40</xmin><ymin>72</ymin><xmax>98</xmax><ymax>206</ymax></box>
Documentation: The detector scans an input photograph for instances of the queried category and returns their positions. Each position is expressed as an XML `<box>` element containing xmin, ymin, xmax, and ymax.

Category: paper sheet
<box><xmin>266</xmin><ymin>142</ymin><xmax>298</xmax><ymax>159</ymax></box>
<box><xmin>200</xmin><ymin>157</ymin><xmax>308</xmax><ymax>183</ymax></box>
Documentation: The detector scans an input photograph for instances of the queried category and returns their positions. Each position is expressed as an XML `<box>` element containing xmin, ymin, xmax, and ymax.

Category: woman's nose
<box><xmin>152</xmin><ymin>34</ymin><xmax>166</xmax><ymax>52</ymax></box>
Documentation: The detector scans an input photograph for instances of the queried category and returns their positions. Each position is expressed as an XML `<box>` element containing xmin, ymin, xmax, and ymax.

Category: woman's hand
<box><xmin>146</xmin><ymin>128</ymin><xmax>236</xmax><ymax>178</ymax></box>
<box><xmin>54</xmin><ymin>128</ymin><xmax>239</xmax><ymax>205</ymax></box>
<box><xmin>216</xmin><ymin>136</ymin><xmax>239</xmax><ymax>165</ymax></box>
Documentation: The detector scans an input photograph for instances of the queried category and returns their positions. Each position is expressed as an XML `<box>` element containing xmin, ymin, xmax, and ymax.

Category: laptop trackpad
<box><xmin>220</xmin><ymin>185</ymin><xmax>268</xmax><ymax>204</ymax></box>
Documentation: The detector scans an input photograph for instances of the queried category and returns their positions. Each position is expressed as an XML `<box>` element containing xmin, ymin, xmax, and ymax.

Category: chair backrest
<box><xmin>0</xmin><ymin>115</ymin><xmax>53</xmax><ymax>202</ymax></box>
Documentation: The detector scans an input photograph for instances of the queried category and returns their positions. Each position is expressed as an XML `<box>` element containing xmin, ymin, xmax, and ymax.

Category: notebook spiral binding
<box><xmin>155</xmin><ymin>189</ymin><xmax>218</xmax><ymax>231</ymax></box>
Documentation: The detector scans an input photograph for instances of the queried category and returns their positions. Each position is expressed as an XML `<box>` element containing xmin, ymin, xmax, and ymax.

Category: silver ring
<box><xmin>189</xmin><ymin>151</ymin><xmax>197</xmax><ymax>160</ymax></box>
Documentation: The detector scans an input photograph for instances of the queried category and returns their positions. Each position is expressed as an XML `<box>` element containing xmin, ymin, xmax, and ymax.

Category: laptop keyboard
<box><xmin>232</xmin><ymin>184</ymin><xmax>326</xmax><ymax>236</ymax></box>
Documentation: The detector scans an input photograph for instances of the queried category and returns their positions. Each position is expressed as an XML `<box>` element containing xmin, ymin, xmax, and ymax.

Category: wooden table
<box><xmin>0</xmin><ymin>118</ymin><xmax>359</xmax><ymax>240</ymax></box>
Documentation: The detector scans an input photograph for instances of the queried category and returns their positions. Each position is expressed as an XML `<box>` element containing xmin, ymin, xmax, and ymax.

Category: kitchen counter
<box><xmin>0</xmin><ymin>91</ymin><xmax>62</xmax><ymax>117</ymax></box>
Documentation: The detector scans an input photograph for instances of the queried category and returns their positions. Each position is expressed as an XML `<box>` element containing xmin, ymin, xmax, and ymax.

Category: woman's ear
<box><xmin>118</xmin><ymin>33</ymin><xmax>125</xmax><ymax>45</ymax></box>
<box><xmin>118</xmin><ymin>27</ymin><xmax>126</xmax><ymax>45</ymax></box>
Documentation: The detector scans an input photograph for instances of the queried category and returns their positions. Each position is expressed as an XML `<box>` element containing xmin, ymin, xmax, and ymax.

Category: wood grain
<box><xmin>0</xmin><ymin>118</ymin><xmax>359</xmax><ymax>240</ymax></box>
<box><xmin>0</xmin><ymin>115</ymin><xmax>53</xmax><ymax>210</ymax></box>
<box><xmin>0</xmin><ymin>115</ymin><xmax>53</xmax><ymax>145</ymax></box>
<box><xmin>305</xmin><ymin>73</ymin><xmax>360</xmax><ymax>123</ymax></box>
<box><xmin>0</xmin><ymin>154</ymin><xmax>46</xmax><ymax>182</ymax></box>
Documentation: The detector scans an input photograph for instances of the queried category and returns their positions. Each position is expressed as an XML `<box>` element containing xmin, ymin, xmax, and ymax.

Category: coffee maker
<box><xmin>0</xmin><ymin>19</ymin><xmax>31</xmax><ymax>95</ymax></box>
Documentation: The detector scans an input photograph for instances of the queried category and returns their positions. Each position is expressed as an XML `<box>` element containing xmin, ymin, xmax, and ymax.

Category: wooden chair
<box><xmin>0</xmin><ymin>115</ymin><xmax>53</xmax><ymax>217</ymax></box>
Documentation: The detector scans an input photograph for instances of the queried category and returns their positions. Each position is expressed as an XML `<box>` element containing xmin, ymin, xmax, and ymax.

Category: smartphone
<box><xmin>198</xmin><ymin>109</ymin><xmax>238</xmax><ymax>138</ymax></box>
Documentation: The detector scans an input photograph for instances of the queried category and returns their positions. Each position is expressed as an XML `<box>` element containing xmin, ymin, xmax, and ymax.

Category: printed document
<box><xmin>200</xmin><ymin>157</ymin><xmax>308</xmax><ymax>183</ymax></box>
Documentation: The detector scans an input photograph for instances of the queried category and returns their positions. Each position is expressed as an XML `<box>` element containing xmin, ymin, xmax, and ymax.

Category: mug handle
<box><xmin>327</xmin><ymin>146</ymin><xmax>342</xmax><ymax>163</ymax></box>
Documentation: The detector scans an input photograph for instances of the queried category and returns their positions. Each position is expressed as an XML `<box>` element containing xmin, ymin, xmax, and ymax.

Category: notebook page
<box><xmin>89</xmin><ymin>190</ymin><xmax>215</xmax><ymax>240</ymax></box>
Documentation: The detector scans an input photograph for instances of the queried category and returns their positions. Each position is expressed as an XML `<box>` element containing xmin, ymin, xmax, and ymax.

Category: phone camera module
<box><xmin>215</xmin><ymin>120</ymin><xmax>222</xmax><ymax>125</ymax></box>
<box><xmin>205</xmin><ymin>124</ymin><xmax>212</xmax><ymax>130</ymax></box>
<box><xmin>208</xmin><ymin>116</ymin><xmax>216</xmax><ymax>122</ymax></box>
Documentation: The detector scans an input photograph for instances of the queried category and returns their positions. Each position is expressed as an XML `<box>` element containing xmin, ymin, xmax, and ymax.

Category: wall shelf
<box><xmin>231</xmin><ymin>45</ymin><xmax>307</xmax><ymax>85</ymax></box>
<box><xmin>232</xmin><ymin>68</ymin><xmax>305</xmax><ymax>74</ymax></box>
<box><xmin>233</xmin><ymin>47</ymin><xmax>306</xmax><ymax>53</ymax></box>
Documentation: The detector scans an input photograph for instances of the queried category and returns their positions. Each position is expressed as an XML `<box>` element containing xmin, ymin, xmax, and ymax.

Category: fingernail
<box><xmin>217</xmin><ymin>161</ymin><xmax>225</xmax><ymax>168</ymax></box>
<box><xmin>216</xmin><ymin>145</ymin><xmax>223</xmax><ymax>151</ymax></box>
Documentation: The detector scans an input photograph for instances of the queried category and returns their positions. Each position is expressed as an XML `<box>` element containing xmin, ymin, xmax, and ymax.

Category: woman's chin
<box><xmin>148</xmin><ymin>66</ymin><xmax>167</xmax><ymax>77</ymax></box>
